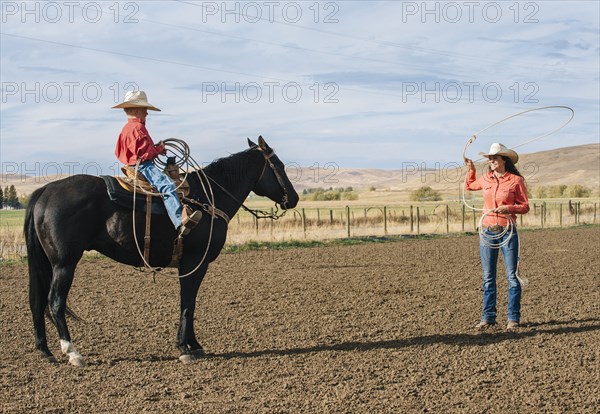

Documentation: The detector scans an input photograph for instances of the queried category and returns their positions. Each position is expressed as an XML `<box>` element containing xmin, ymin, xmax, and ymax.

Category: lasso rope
<box><xmin>131</xmin><ymin>138</ymin><xmax>217</xmax><ymax>279</ymax></box>
<box><xmin>461</xmin><ymin>105</ymin><xmax>575</xmax><ymax>286</ymax></box>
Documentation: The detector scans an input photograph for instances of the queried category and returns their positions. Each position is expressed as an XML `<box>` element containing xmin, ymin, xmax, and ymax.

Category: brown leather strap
<box><xmin>143</xmin><ymin>193</ymin><xmax>152</xmax><ymax>265</ymax></box>
<box><xmin>168</xmin><ymin>236</ymin><xmax>185</xmax><ymax>268</ymax></box>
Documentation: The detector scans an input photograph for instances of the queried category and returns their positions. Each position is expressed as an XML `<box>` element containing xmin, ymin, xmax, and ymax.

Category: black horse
<box><xmin>25</xmin><ymin>137</ymin><xmax>298</xmax><ymax>366</ymax></box>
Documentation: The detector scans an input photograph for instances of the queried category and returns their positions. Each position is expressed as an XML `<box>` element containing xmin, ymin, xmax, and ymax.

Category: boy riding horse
<box><xmin>113</xmin><ymin>90</ymin><xmax>201</xmax><ymax>236</ymax></box>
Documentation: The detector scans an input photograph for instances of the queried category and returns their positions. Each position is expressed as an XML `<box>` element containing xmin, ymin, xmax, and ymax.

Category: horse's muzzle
<box><xmin>280</xmin><ymin>194</ymin><xmax>298</xmax><ymax>210</ymax></box>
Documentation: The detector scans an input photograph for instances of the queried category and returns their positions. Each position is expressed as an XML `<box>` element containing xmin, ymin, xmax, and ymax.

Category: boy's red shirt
<box><xmin>115</xmin><ymin>118</ymin><xmax>164</xmax><ymax>165</ymax></box>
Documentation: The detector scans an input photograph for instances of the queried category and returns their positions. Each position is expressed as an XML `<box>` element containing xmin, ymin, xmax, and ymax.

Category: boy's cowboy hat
<box><xmin>112</xmin><ymin>90</ymin><xmax>161</xmax><ymax>111</ymax></box>
<box><xmin>479</xmin><ymin>143</ymin><xmax>519</xmax><ymax>164</ymax></box>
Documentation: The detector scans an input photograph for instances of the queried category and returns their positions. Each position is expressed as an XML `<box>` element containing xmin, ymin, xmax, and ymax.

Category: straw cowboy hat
<box><xmin>479</xmin><ymin>143</ymin><xmax>519</xmax><ymax>164</ymax></box>
<box><xmin>112</xmin><ymin>90</ymin><xmax>161</xmax><ymax>111</ymax></box>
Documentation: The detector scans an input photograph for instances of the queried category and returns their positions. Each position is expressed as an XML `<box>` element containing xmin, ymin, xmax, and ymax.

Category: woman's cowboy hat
<box><xmin>112</xmin><ymin>90</ymin><xmax>161</xmax><ymax>111</ymax></box>
<box><xmin>479</xmin><ymin>143</ymin><xmax>519</xmax><ymax>164</ymax></box>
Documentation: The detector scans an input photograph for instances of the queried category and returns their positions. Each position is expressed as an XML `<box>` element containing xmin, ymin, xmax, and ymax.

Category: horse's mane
<box><xmin>197</xmin><ymin>147</ymin><xmax>259</xmax><ymax>188</ymax></box>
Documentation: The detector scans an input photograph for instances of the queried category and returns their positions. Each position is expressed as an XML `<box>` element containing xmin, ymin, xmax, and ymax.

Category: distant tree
<box><xmin>533</xmin><ymin>186</ymin><xmax>547</xmax><ymax>199</ymax></box>
<box><xmin>548</xmin><ymin>184</ymin><xmax>568</xmax><ymax>198</ymax></box>
<box><xmin>0</xmin><ymin>186</ymin><xmax>3</xmax><ymax>209</ymax></box>
<box><xmin>410</xmin><ymin>186</ymin><xmax>442</xmax><ymax>201</ymax></box>
<box><xmin>341</xmin><ymin>192</ymin><xmax>358</xmax><ymax>201</ymax></box>
<box><xmin>534</xmin><ymin>184</ymin><xmax>590</xmax><ymax>199</ymax></box>
<box><xmin>5</xmin><ymin>185</ymin><xmax>19</xmax><ymax>208</ymax></box>
<box><xmin>566</xmin><ymin>184</ymin><xmax>591</xmax><ymax>198</ymax></box>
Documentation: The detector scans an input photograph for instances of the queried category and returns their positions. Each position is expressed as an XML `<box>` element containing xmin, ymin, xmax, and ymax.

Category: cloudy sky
<box><xmin>1</xmin><ymin>0</ymin><xmax>598</xmax><ymax>180</ymax></box>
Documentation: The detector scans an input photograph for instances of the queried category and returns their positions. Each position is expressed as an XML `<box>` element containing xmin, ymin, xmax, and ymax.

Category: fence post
<box><xmin>410</xmin><ymin>205</ymin><xmax>414</xmax><ymax>233</ymax></box>
<box><xmin>346</xmin><ymin>206</ymin><xmax>351</xmax><ymax>237</ymax></box>
<box><xmin>316</xmin><ymin>208</ymin><xmax>320</xmax><ymax>226</ymax></box>
<box><xmin>383</xmin><ymin>206</ymin><xmax>388</xmax><ymax>235</ymax></box>
<box><xmin>416</xmin><ymin>206</ymin><xmax>420</xmax><ymax>235</ymax></box>
<box><xmin>575</xmin><ymin>202</ymin><xmax>579</xmax><ymax>224</ymax></box>
<box><xmin>255</xmin><ymin>215</ymin><xmax>259</xmax><ymax>235</ymax></box>
<box><xmin>541</xmin><ymin>202</ymin><xmax>545</xmax><ymax>228</ymax></box>
<box><xmin>446</xmin><ymin>204</ymin><xmax>450</xmax><ymax>233</ymax></box>
<box><xmin>559</xmin><ymin>203</ymin><xmax>563</xmax><ymax>227</ymax></box>
<box><xmin>461</xmin><ymin>204</ymin><xmax>465</xmax><ymax>232</ymax></box>
<box><xmin>302</xmin><ymin>208</ymin><xmax>307</xmax><ymax>238</ymax></box>
<box><xmin>270</xmin><ymin>207</ymin><xmax>274</xmax><ymax>237</ymax></box>
<box><xmin>594</xmin><ymin>203</ymin><xmax>597</xmax><ymax>224</ymax></box>
<box><xmin>520</xmin><ymin>211</ymin><xmax>523</xmax><ymax>228</ymax></box>
<box><xmin>472</xmin><ymin>208</ymin><xmax>476</xmax><ymax>231</ymax></box>
<box><xmin>330</xmin><ymin>209</ymin><xmax>333</xmax><ymax>225</ymax></box>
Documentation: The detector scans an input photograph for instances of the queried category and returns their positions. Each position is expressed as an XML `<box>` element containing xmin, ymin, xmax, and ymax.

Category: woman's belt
<box><xmin>483</xmin><ymin>225</ymin><xmax>505</xmax><ymax>233</ymax></box>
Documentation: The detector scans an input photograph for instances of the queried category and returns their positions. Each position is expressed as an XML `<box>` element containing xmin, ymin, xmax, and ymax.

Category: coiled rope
<box><xmin>461</xmin><ymin>106</ymin><xmax>575</xmax><ymax>285</ymax></box>
<box><xmin>131</xmin><ymin>138</ymin><xmax>217</xmax><ymax>279</ymax></box>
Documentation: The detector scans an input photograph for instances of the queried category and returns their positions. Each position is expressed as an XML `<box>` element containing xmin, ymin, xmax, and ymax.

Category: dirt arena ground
<box><xmin>1</xmin><ymin>226</ymin><xmax>598</xmax><ymax>413</ymax></box>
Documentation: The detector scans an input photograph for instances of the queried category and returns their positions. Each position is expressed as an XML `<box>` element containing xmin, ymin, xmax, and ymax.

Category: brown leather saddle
<box><xmin>116</xmin><ymin>162</ymin><xmax>192</xmax><ymax>269</ymax></box>
<box><xmin>117</xmin><ymin>164</ymin><xmax>190</xmax><ymax>201</ymax></box>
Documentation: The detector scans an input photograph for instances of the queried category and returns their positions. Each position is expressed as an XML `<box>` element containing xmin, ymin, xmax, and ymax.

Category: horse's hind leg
<box><xmin>49</xmin><ymin>263</ymin><xmax>85</xmax><ymax>367</ymax></box>
<box><xmin>29</xmin><ymin>279</ymin><xmax>55</xmax><ymax>361</ymax></box>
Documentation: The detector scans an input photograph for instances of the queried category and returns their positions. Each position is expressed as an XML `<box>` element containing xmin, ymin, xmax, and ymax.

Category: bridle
<box><xmin>204</xmin><ymin>145</ymin><xmax>290</xmax><ymax>220</ymax></box>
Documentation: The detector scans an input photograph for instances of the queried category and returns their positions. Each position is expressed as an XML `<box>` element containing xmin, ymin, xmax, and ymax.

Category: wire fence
<box><xmin>225</xmin><ymin>200</ymin><xmax>599</xmax><ymax>244</ymax></box>
<box><xmin>1</xmin><ymin>200</ymin><xmax>598</xmax><ymax>259</ymax></box>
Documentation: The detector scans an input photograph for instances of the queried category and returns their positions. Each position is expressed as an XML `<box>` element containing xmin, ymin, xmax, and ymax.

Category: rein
<box><xmin>203</xmin><ymin>146</ymin><xmax>289</xmax><ymax>220</ymax></box>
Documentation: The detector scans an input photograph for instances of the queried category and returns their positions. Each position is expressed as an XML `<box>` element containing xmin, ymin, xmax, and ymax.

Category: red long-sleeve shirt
<box><xmin>115</xmin><ymin>118</ymin><xmax>164</xmax><ymax>165</ymax></box>
<box><xmin>465</xmin><ymin>170</ymin><xmax>530</xmax><ymax>227</ymax></box>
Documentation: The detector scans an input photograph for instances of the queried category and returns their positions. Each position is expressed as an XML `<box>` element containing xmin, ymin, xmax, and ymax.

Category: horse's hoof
<box><xmin>191</xmin><ymin>348</ymin><xmax>206</xmax><ymax>359</ymax></box>
<box><xmin>39</xmin><ymin>354</ymin><xmax>58</xmax><ymax>363</ymax></box>
<box><xmin>179</xmin><ymin>354</ymin><xmax>195</xmax><ymax>364</ymax></box>
<box><xmin>68</xmin><ymin>356</ymin><xmax>86</xmax><ymax>367</ymax></box>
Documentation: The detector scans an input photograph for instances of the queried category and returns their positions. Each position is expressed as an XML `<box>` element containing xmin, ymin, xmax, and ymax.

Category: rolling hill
<box><xmin>294</xmin><ymin>143</ymin><xmax>600</xmax><ymax>195</ymax></box>
<box><xmin>1</xmin><ymin>144</ymin><xmax>599</xmax><ymax>201</ymax></box>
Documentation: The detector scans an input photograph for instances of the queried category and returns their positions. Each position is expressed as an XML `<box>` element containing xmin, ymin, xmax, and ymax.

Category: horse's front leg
<box><xmin>176</xmin><ymin>263</ymin><xmax>208</xmax><ymax>364</ymax></box>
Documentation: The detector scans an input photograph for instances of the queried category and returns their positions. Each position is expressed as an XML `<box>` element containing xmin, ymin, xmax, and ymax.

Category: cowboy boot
<box><xmin>179</xmin><ymin>205</ymin><xmax>202</xmax><ymax>236</ymax></box>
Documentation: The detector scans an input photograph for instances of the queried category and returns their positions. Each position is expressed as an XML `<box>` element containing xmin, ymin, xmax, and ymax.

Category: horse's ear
<box><xmin>258</xmin><ymin>135</ymin><xmax>269</xmax><ymax>150</ymax></box>
<box><xmin>247</xmin><ymin>138</ymin><xmax>257</xmax><ymax>148</ymax></box>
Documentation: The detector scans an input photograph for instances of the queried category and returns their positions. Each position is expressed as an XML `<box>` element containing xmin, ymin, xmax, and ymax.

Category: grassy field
<box><xmin>0</xmin><ymin>209</ymin><xmax>25</xmax><ymax>229</ymax></box>
<box><xmin>0</xmin><ymin>210</ymin><xmax>26</xmax><ymax>260</ymax></box>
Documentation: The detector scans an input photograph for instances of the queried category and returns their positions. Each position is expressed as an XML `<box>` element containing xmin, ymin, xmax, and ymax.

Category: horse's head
<box><xmin>248</xmin><ymin>136</ymin><xmax>299</xmax><ymax>210</ymax></box>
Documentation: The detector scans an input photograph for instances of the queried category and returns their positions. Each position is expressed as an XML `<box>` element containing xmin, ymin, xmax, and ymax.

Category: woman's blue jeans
<box><xmin>480</xmin><ymin>228</ymin><xmax>521</xmax><ymax>323</ymax></box>
<box><xmin>137</xmin><ymin>161</ymin><xmax>182</xmax><ymax>229</ymax></box>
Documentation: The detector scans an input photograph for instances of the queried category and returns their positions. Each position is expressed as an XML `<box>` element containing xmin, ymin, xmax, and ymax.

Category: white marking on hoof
<box><xmin>179</xmin><ymin>354</ymin><xmax>195</xmax><ymax>364</ymax></box>
<box><xmin>69</xmin><ymin>356</ymin><xmax>86</xmax><ymax>367</ymax></box>
<box><xmin>60</xmin><ymin>339</ymin><xmax>85</xmax><ymax>367</ymax></box>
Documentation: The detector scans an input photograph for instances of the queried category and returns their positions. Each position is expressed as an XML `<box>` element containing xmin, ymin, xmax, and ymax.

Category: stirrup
<box><xmin>180</xmin><ymin>208</ymin><xmax>202</xmax><ymax>236</ymax></box>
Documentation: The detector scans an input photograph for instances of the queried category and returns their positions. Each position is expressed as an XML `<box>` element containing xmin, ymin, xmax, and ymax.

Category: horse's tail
<box><xmin>25</xmin><ymin>187</ymin><xmax>53</xmax><ymax>324</ymax></box>
<box><xmin>25</xmin><ymin>187</ymin><xmax>82</xmax><ymax>324</ymax></box>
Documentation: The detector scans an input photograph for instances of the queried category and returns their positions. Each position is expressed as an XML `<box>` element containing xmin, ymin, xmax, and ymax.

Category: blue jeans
<box><xmin>479</xmin><ymin>228</ymin><xmax>521</xmax><ymax>323</ymax></box>
<box><xmin>137</xmin><ymin>161</ymin><xmax>182</xmax><ymax>229</ymax></box>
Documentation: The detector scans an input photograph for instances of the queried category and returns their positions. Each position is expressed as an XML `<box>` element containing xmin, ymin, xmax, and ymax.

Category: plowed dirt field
<box><xmin>1</xmin><ymin>226</ymin><xmax>598</xmax><ymax>413</ymax></box>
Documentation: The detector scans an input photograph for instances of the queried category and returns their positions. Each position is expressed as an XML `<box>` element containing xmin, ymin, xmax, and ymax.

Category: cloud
<box><xmin>1</xmin><ymin>1</ymin><xmax>598</xmax><ymax>173</ymax></box>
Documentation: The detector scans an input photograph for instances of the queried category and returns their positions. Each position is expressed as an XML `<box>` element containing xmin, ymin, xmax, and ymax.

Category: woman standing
<box><xmin>464</xmin><ymin>143</ymin><xmax>530</xmax><ymax>330</ymax></box>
